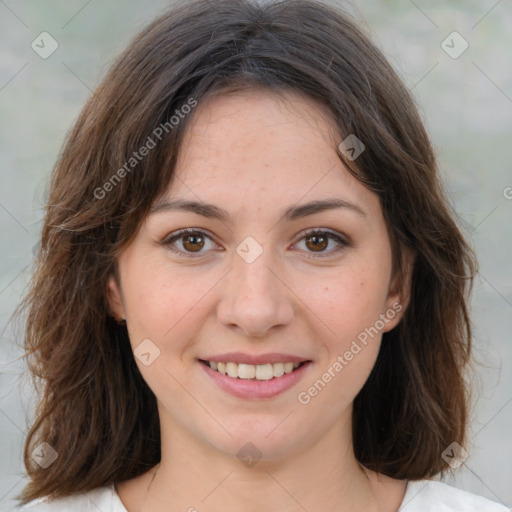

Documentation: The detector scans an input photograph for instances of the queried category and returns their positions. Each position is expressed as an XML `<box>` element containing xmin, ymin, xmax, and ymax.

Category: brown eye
<box><xmin>163</xmin><ymin>229</ymin><xmax>218</xmax><ymax>258</ymax></box>
<box><xmin>295</xmin><ymin>229</ymin><xmax>349</xmax><ymax>258</ymax></box>
<box><xmin>182</xmin><ymin>233</ymin><xmax>205</xmax><ymax>252</ymax></box>
<box><xmin>305</xmin><ymin>233</ymin><xmax>329</xmax><ymax>252</ymax></box>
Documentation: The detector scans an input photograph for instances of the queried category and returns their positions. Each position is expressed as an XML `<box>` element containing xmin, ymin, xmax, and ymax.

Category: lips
<box><xmin>198</xmin><ymin>352</ymin><xmax>312</xmax><ymax>399</ymax></box>
<box><xmin>200</xmin><ymin>352</ymin><xmax>308</xmax><ymax>365</ymax></box>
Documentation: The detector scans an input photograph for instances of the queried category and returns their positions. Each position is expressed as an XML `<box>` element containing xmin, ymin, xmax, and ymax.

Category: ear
<box><xmin>382</xmin><ymin>246</ymin><xmax>415</xmax><ymax>333</ymax></box>
<box><xmin>107</xmin><ymin>273</ymin><xmax>126</xmax><ymax>322</ymax></box>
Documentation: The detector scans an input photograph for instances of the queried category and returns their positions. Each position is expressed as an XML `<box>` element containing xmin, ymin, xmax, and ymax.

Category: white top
<box><xmin>15</xmin><ymin>479</ymin><xmax>510</xmax><ymax>511</ymax></box>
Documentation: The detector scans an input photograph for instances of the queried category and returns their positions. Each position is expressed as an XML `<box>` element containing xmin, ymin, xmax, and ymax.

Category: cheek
<box><xmin>122</xmin><ymin>259</ymin><xmax>224</xmax><ymax>352</ymax></box>
<box><xmin>297</xmin><ymin>271</ymin><xmax>386</xmax><ymax>410</ymax></box>
<box><xmin>302</xmin><ymin>262</ymin><xmax>391</xmax><ymax>342</ymax></box>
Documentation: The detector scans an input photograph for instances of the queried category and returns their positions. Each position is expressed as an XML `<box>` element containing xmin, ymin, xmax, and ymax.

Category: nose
<box><xmin>216</xmin><ymin>244</ymin><xmax>295</xmax><ymax>338</ymax></box>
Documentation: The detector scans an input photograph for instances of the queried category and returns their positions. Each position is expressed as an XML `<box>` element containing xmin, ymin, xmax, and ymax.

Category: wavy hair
<box><xmin>17</xmin><ymin>0</ymin><xmax>477</xmax><ymax>504</ymax></box>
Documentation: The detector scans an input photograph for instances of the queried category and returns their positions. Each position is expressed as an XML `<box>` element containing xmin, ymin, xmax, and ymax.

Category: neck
<box><xmin>137</xmin><ymin>413</ymin><xmax>386</xmax><ymax>512</ymax></box>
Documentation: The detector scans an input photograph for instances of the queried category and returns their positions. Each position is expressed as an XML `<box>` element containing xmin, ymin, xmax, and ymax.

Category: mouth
<box><xmin>199</xmin><ymin>359</ymin><xmax>307</xmax><ymax>380</ymax></box>
<box><xmin>198</xmin><ymin>358</ymin><xmax>312</xmax><ymax>399</ymax></box>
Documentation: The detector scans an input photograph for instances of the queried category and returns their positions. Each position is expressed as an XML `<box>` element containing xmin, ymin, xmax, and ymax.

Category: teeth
<box><xmin>272</xmin><ymin>362</ymin><xmax>284</xmax><ymax>378</ymax></box>
<box><xmin>256</xmin><ymin>363</ymin><xmax>273</xmax><ymax>380</ymax></box>
<box><xmin>238</xmin><ymin>363</ymin><xmax>256</xmax><ymax>379</ymax></box>
<box><xmin>207</xmin><ymin>360</ymin><xmax>303</xmax><ymax>380</ymax></box>
<box><xmin>284</xmin><ymin>362</ymin><xmax>294</xmax><ymax>373</ymax></box>
<box><xmin>226</xmin><ymin>362</ymin><xmax>238</xmax><ymax>378</ymax></box>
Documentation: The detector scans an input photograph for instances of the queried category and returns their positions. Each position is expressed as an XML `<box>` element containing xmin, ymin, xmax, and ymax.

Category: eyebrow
<box><xmin>149</xmin><ymin>197</ymin><xmax>367</xmax><ymax>221</ymax></box>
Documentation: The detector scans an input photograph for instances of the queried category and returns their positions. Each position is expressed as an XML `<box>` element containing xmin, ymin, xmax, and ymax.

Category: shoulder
<box><xmin>15</xmin><ymin>485</ymin><xmax>127</xmax><ymax>512</ymax></box>
<box><xmin>399</xmin><ymin>479</ymin><xmax>510</xmax><ymax>512</ymax></box>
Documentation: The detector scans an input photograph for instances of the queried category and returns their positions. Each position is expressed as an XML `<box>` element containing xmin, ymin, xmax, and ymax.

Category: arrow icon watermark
<box><xmin>31</xmin><ymin>31</ymin><xmax>59</xmax><ymax>59</ymax></box>
<box><xmin>338</xmin><ymin>134</ymin><xmax>365</xmax><ymax>161</ymax></box>
<box><xmin>236</xmin><ymin>236</ymin><xmax>263</xmax><ymax>263</ymax></box>
<box><xmin>134</xmin><ymin>338</ymin><xmax>161</xmax><ymax>366</ymax></box>
<box><xmin>441</xmin><ymin>31</ymin><xmax>469</xmax><ymax>59</ymax></box>
<box><xmin>31</xmin><ymin>442</ymin><xmax>58</xmax><ymax>469</ymax></box>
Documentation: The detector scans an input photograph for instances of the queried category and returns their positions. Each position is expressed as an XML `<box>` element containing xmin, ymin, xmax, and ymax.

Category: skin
<box><xmin>108</xmin><ymin>88</ymin><xmax>412</xmax><ymax>512</ymax></box>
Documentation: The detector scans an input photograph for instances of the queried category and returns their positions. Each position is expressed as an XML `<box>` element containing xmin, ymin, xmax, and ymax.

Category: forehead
<box><xmin>161</xmin><ymin>88</ymin><xmax>379</xmax><ymax>218</ymax></box>
<box><xmin>179</xmin><ymin>88</ymin><xmax>339</xmax><ymax>165</ymax></box>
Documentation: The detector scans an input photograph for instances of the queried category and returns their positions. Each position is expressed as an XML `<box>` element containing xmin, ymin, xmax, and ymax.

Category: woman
<box><xmin>15</xmin><ymin>0</ymin><xmax>508</xmax><ymax>510</ymax></box>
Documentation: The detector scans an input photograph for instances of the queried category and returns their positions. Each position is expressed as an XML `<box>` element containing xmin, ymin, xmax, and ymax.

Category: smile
<box><xmin>199</xmin><ymin>358</ymin><xmax>312</xmax><ymax>399</ymax></box>
<box><xmin>201</xmin><ymin>360</ymin><xmax>303</xmax><ymax>380</ymax></box>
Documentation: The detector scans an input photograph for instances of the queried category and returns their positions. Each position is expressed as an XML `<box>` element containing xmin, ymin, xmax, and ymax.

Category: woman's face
<box><xmin>108</xmin><ymin>89</ymin><xmax>407</xmax><ymax>461</ymax></box>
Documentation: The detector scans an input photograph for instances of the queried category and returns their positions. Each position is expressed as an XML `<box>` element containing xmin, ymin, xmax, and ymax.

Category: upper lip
<box><xmin>200</xmin><ymin>352</ymin><xmax>310</xmax><ymax>365</ymax></box>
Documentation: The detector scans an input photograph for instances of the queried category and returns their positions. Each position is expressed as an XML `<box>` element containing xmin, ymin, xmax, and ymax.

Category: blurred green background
<box><xmin>1</xmin><ymin>0</ymin><xmax>511</xmax><ymax>509</ymax></box>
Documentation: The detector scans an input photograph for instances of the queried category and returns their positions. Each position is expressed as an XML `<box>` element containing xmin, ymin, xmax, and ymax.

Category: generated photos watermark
<box><xmin>297</xmin><ymin>302</ymin><xmax>402</xmax><ymax>405</ymax></box>
<box><xmin>93</xmin><ymin>97</ymin><xmax>197</xmax><ymax>200</ymax></box>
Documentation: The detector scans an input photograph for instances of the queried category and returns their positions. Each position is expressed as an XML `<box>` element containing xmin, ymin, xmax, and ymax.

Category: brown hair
<box><xmin>17</xmin><ymin>0</ymin><xmax>477</xmax><ymax>504</ymax></box>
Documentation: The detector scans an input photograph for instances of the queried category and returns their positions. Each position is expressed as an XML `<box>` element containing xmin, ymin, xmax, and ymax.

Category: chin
<box><xmin>199</xmin><ymin>415</ymin><xmax>310</xmax><ymax>464</ymax></box>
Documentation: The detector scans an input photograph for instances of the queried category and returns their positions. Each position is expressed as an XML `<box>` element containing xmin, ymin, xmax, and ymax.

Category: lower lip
<box><xmin>200</xmin><ymin>361</ymin><xmax>312</xmax><ymax>399</ymax></box>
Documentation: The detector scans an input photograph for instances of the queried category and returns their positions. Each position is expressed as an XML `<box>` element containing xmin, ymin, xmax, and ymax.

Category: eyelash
<box><xmin>162</xmin><ymin>228</ymin><xmax>349</xmax><ymax>259</ymax></box>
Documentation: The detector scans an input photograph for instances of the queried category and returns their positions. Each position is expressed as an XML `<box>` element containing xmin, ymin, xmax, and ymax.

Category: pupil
<box><xmin>184</xmin><ymin>234</ymin><xmax>204</xmax><ymax>252</ymax></box>
<box><xmin>308</xmin><ymin>234</ymin><xmax>327</xmax><ymax>252</ymax></box>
